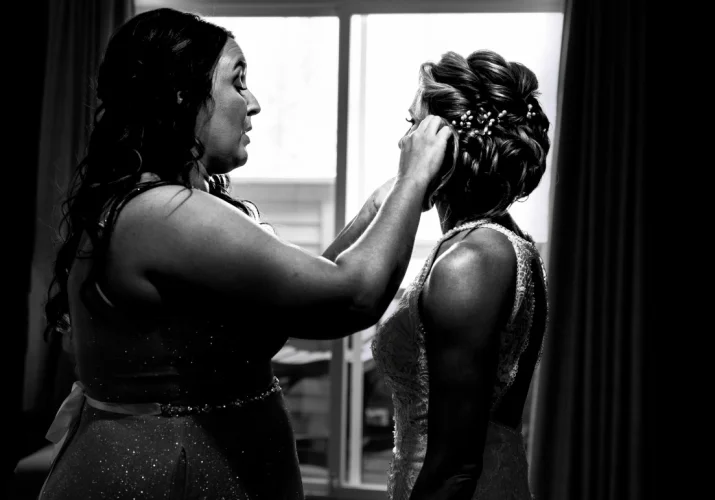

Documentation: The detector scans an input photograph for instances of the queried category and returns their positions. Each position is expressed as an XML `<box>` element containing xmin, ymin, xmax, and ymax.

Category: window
<box><xmin>210</xmin><ymin>17</ymin><xmax>339</xmax><ymax>181</ymax></box>
<box><xmin>347</xmin><ymin>12</ymin><xmax>562</xmax><ymax>287</ymax></box>
<box><xmin>137</xmin><ymin>2</ymin><xmax>564</xmax><ymax>496</ymax></box>
<box><xmin>346</xmin><ymin>12</ymin><xmax>563</xmax><ymax>488</ymax></box>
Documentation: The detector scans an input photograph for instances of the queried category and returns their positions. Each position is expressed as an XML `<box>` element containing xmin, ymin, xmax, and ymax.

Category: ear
<box><xmin>176</xmin><ymin>91</ymin><xmax>184</xmax><ymax>104</ymax></box>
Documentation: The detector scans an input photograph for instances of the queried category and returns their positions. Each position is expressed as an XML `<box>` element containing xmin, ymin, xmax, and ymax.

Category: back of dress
<box><xmin>371</xmin><ymin>219</ymin><xmax>548</xmax><ymax>500</ymax></box>
<box><xmin>39</xmin><ymin>191</ymin><xmax>304</xmax><ymax>500</ymax></box>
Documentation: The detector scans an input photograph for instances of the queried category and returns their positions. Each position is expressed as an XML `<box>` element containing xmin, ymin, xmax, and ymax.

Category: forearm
<box><xmin>322</xmin><ymin>196</ymin><xmax>379</xmax><ymax>262</ymax></box>
<box><xmin>334</xmin><ymin>177</ymin><xmax>425</xmax><ymax>319</ymax></box>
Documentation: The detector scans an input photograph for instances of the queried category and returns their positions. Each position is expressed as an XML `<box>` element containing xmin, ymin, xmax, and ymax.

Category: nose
<box><xmin>245</xmin><ymin>88</ymin><xmax>261</xmax><ymax>117</ymax></box>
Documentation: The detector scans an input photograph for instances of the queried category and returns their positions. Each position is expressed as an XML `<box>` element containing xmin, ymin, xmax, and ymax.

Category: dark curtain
<box><xmin>529</xmin><ymin>0</ymin><xmax>651</xmax><ymax>499</ymax></box>
<box><xmin>5</xmin><ymin>0</ymin><xmax>50</xmax><ymax>493</ymax></box>
<box><xmin>18</xmin><ymin>0</ymin><xmax>134</xmax><ymax>472</ymax></box>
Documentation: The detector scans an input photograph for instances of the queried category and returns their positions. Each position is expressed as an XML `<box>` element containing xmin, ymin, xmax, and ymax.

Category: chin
<box><xmin>210</xmin><ymin>154</ymin><xmax>246</xmax><ymax>174</ymax></box>
<box><xmin>234</xmin><ymin>151</ymin><xmax>249</xmax><ymax>168</ymax></box>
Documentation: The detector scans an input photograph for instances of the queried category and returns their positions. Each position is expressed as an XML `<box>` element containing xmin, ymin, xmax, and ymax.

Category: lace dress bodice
<box><xmin>371</xmin><ymin>219</ymin><xmax>548</xmax><ymax>499</ymax></box>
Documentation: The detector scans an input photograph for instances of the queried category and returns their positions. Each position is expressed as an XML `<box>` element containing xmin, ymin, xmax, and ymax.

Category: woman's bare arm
<box><xmin>409</xmin><ymin>231</ymin><xmax>516</xmax><ymax>500</ymax></box>
<box><xmin>109</xmin><ymin>117</ymin><xmax>451</xmax><ymax>339</ymax></box>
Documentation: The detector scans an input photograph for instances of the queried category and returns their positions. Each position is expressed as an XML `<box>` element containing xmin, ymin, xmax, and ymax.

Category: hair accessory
<box><xmin>453</xmin><ymin>107</ymin><xmax>510</xmax><ymax>136</ymax></box>
<box><xmin>476</xmin><ymin>107</ymin><xmax>504</xmax><ymax>135</ymax></box>
<box><xmin>452</xmin><ymin>110</ymin><xmax>473</xmax><ymax>129</ymax></box>
<box><xmin>526</xmin><ymin>104</ymin><xmax>535</xmax><ymax>119</ymax></box>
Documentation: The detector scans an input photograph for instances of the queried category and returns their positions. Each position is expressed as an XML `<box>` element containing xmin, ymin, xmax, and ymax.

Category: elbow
<box><xmin>339</xmin><ymin>264</ymin><xmax>390</xmax><ymax>330</ymax></box>
<box><xmin>347</xmin><ymin>294</ymin><xmax>384</xmax><ymax>331</ymax></box>
<box><xmin>304</xmin><ymin>304</ymin><xmax>380</xmax><ymax>340</ymax></box>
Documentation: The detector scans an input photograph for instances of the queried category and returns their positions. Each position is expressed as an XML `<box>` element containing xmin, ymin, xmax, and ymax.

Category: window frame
<box><xmin>136</xmin><ymin>1</ymin><xmax>565</xmax><ymax>496</ymax></box>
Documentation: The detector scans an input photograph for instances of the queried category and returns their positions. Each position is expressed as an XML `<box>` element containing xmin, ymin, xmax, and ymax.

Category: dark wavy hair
<box><xmin>420</xmin><ymin>50</ymin><xmax>551</xmax><ymax>219</ymax></box>
<box><xmin>44</xmin><ymin>8</ymin><xmax>261</xmax><ymax>341</ymax></box>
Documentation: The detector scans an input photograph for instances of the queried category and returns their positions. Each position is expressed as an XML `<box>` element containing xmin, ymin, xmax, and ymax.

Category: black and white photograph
<box><xmin>7</xmin><ymin>0</ymin><xmax>650</xmax><ymax>499</ymax></box>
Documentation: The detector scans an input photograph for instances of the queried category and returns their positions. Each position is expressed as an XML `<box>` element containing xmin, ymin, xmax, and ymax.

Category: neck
<box><xmin>189</xmin><ymin>161</ymin><xmax>211</xmax><ymax>192</ymax></box>
<box><xmin>435</xmin><ymin>202</ymin><xmax>483</xmax><ymax>234</ymax></box>
<box><xmin>435</xmin><ymin>201</ymin><xmax>514</xmax><ymax>234</ymax></box>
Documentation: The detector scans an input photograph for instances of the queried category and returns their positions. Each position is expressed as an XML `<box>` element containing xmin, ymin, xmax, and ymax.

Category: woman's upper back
<box><xmin>373</xmin><ymin>218</ymin><xmax>547</xmax><ymax>423</ymax></box>
<box><xmin>66</xmin><ymin>182</ymin><xmax>288</xmax><ymax>404</ymax></box>
<box><xmin>68</xmin><ymin>255</ymin><xmax>282</xmax><ymax>405</ymax></box>
<box><xmin>425</xmin><ymin>219</ymin><xmax>547</xmax><ymax>418</ymax></box>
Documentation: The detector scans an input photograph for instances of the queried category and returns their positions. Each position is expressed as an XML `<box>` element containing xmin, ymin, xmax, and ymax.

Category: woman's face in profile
<box><xmin>196</xmin><ymin>38</ymin><xmax>261</xmax><ymax>174</ymax></box>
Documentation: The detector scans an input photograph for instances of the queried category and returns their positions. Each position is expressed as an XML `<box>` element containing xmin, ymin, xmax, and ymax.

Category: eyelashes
<box><xmin>235</xmin><ymin>72</ymin><xmax>248</xmax><ymax>92</ymax></box>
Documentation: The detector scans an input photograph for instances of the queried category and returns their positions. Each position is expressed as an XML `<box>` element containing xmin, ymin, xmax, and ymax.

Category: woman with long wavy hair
<box><xmin>39</xmin><ymin>8</ymin><xmax>450</xmax><ymax>499</ymax></box>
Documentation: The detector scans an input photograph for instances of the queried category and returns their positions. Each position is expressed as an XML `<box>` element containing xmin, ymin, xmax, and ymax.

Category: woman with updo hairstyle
<box><xmin>37</xmin><ymin>7</ymin><xmax>452</xmax><ymax>499</ymax></box>
<box><xmin>371</xmin><ymin>50</ymin><xmax>551</xmax><ymax>499</ymax></box>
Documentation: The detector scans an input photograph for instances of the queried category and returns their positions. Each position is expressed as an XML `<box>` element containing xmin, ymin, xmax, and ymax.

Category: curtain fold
<box><xmin>24</xmin><ymin>0</ymin><xmax>135</xmax><ymax>419</ymax></box>
<box><xmin>6</xmin><ymin>1</ymin><xmax>50</xmax><ymax>492</ymax></box>
<box><xmin>528</xmin><ymin>0</ymin><xmax>648</xmax><ymax>498</ymax></box>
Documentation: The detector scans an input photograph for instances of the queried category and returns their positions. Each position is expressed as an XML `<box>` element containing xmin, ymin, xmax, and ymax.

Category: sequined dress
<box><xmin>371</xmin><ymin>219</ymin><xmax>548</xmax><ymax>500</ymax></box>
<box><xmin>38</xmin><ymin>189</ymin><xmax>304</xmax><ymax>499</ymax></box>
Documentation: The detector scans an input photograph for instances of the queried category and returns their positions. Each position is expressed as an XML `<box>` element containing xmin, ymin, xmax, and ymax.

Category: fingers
<box><xmin>399</xmin><ymin>115</ymin><xmax>449</xmax><ymax>153</ymax></box>
<box><xmin>417</xmin><ymin>115</ymin><xmax>449</xmax><ymax>140</ymax></box>
<box><xmin>436</xmin><ymin>124</ymin><xmax>453</xmax><ymax>142</ymax></box>
<box><xmin>417</xmin><ymin>115</ymin><xmax>439</xmax><ymax>135</ymax></box>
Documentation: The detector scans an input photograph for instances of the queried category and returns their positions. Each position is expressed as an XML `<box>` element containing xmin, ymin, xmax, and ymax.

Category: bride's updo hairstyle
<box><xmin>419</xmin><ymin>50</ymin><xmax>551</xmax><ymax>218</ymax></box>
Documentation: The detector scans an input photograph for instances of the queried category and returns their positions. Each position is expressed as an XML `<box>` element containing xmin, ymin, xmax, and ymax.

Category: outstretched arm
<box><xmin>322</xmin><ymin>178</ymin><xmax>395</xmax><ymax>262</ymax></box>
<box><xmin>112</xmin><ymin>117</ymin><xmax>452</xmax><ymax>340</ymax></box>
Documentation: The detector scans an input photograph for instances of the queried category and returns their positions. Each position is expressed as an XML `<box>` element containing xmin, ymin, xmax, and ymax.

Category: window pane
<box><xmin>208</xmin><ymin>17</ymin><xmax>339</xmax><ymax>180</ymax></box>
<box><xmin>348</xmin><ymin>12</ymin><xmax>564</xmax><ymax>486</ymax></box>
<box><xmin>206</xmin><ymin>17</ymin><xmax>338</xmax><ymax>488</ymax></box>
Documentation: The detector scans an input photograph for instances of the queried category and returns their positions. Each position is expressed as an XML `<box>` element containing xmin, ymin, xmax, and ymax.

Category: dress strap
<box><xmin>84</xmin><ymin>178</ymin><xmax>176</xmax><ymax>311</ymax></box>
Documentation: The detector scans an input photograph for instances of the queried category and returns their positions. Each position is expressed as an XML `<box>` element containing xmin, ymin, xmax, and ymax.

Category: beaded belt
<box><xmin>38</xmin><ymin>377</ymin><xmax>282</xmax><ymax>499</ymax></box>
<box><xmin>160</xmin><ymin>376</ymin><xmax>282</xmax><ymax>416</ymax></box>
<box><xmin>44</xmin><ymin>377</ymin><xmax>283</xmax><ymax>464</ymax></box>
